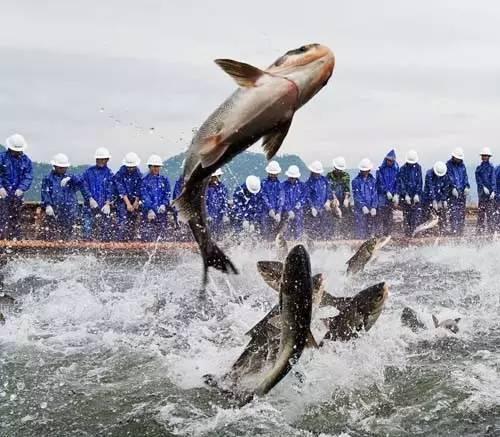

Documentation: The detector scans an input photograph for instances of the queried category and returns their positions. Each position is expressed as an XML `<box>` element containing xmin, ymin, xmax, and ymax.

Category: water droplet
<box><xmin>10</xmin><ymin>394</ymin><xmax>17</xmax><ymax>401</ymax></box>
<box><xmin>16</xmin><ymin>382</ymin><xmax>25</xmax><ymax>390</ymax></box>
<box><xmin>149</xmin><ymin>127</ymin><xmax>155</xmax><ymax>134</ymax></box>
<box><xmin>0</xmin><ymin>391</ymin><xmax>6</xmax><ymax>397</ymax></box>
<box><xmin>99</xmin><ymin>107</ymin><xmax>104</xmax><ymax>113</ymax></box>
<box><xmin>40</xmin><ymin>402</ymin><xmax>47</xmax><ymax>409</ymax></box>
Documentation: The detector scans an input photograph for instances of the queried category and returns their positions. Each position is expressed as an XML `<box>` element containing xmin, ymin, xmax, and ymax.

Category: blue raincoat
<box><xmin>447</xmin><ymin>159</ymin><xmax>470</xmax><ymax>235</ymax></box>
<box><xmin>375</xmin><ymin>150</ymin><xmax>399</xmax><ymax>236</ymax></box>
<box><xmin>398</xmin><ymin>163</ymin><xmax>423</xmax><ymax>236</ymax></box>
<box><xmin>81</xmin><ymin>165</ymin><xmax>114</xmax><ymax>241</ymax></box>
<box><xmin>141</xmin><ymin>173</ymin><xmax>171</xmax><ymax>241</ymax></box>
<box><xmin>41</xmin><ymin>171</ymin><xmax>82</xmax><ymax>239</ymax></box>
<box><xmin>260</xmin><ymin>176</ymin><xmax>284</xmax><ymax>240</ymax></box>
<box><xmin>423</xmin><ymin>170</ymin><xmax>451</xmax><ymax>203</ymax></box>
<box><xmin>352</xmin><ymin>172</ymin><xmax>378</xmax><ymax>239</ymax></box>
<box><xmin>305</xmin><ymin>174</ymin><xmax>334</xmax><ymax>239</ymax></box>
<box><xmin>206</xmin><ymin>181</ymin><xmax>228</xmax><ymax>239</ymax></box>
<box><xmin>281</xmin><ymin>179</ymin><xmax>308</xmax><ymax>239</ymax></box>
<box><xmin>0</xmin><ymin>150</ymin><xmax>33</xmax><ymax>239</ymax></box>
<box><xmin>475</xmin><ymin>161</ymin><xmax>496</xmax><ymax>200</ymax></box>
<box><xmin>113</xmin><ymin>166</ymin><xmax>143</xmax><ymax>241</ymax></box>
<box><xmin>376</xmin><ymin>150</ymin><xmax>399</xmax><ymax>207</ymax></box>
<box><xmin>232</xmin><ymin>184</ymin><xmax>264</xmax><ymax>234</ymax></box>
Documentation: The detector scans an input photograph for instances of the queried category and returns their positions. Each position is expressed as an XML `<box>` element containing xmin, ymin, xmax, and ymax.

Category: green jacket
<box><xmin>326</xmin><ymin>170</ymin><xmax>351</xmax><ymax>199</ymax></box>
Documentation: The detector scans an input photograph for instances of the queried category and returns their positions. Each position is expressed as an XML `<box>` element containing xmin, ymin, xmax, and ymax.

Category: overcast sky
<box><xmin>2</xmin><ymin>0</ymin><xmax>500</xmax><ymax>169</ymax></box>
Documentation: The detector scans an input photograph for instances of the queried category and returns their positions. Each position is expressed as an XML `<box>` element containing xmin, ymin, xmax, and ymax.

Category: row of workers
<box><xmin>0</xmin><ymin>133</ymin><xmax>496</xmax><ymax>241</ymax></box>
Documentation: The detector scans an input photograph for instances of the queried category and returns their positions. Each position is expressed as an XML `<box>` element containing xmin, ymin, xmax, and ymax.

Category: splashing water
<box><xmin>0</xmin><ymin>241</ymin><xmax>498</xmax><ymax>436</ymax></box>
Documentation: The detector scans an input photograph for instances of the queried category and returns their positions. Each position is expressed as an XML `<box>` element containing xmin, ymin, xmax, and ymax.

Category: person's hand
<box><xmin>14</xmin><ymin>189</ymin><xmax>23</xmax><ymax>198</ymax></box>
<box><xmin>343</xmin><ymin>197</ymin><xmax>350</xmax><ymax>208</ymax></box>
<box><xmin>413</xmin><ymin>194</ymin><xmax>420</xmax><ymax>204</ymax></box>
<box><xmin>392</xmin><ymin>194</ymin><xmax>399</xmax><ymax>206</ymax></box>
<box><xmin>158</xmin><ymin>204</ymin><xmax>166</xmax><ymax>214</ymax></box>
<box><xmin>269</xmin><ymin>209</ymin><xmax>276</xmax><ymax>219</ymax></box>
<box><xmin>443</xmin><ymin>201</ymin><xmax>448</xmax><ymax>209</ymax></box>
<box><xmin>452</xmin><ymin>188</ymin><xmax>459</xmax><ymax>198</ymax></box>
<box><xmin>311</xmin><ymin>207</ymin><xmax>318</xmax><ymax>217</ymax></box>
<box><xmin>370</xmin><ymin>208</ymin><xmax>377</xmax><ymax>217</ymax></box>
<box><xmin>362</xmin><ymin>206</ymin><xmax>369</xmax><ymax>215</ymax></box>
<box><xmin>89</xmin><ymin>198</ymin><xmax>99</xmax><ymax>209</ymax></box>
<box><xmin>125</xmin><ymin>200</ymin><xmax>134</xmax><ymax>212</ymax></box>
<box><xmin>45</xmin><ymin>205</ymin><xmax>55</xmax><ymax>216</ymax></box>
<box><xmin>223</xmin><ymin>215</ymin><xmax>230</xmax><ymax>224</ymax></box>
<box><xmin>147</xmin><ymin>209</ymin><xmax>156</xmax><ymax>221</ymax></box>
<box><xmin>242</xmin><ymin>220</ymin><xmax>250</xmax><ymax>230</ymax></box>
<box><xmin>405</xmin><ymin>194</ymin><xmax>411</xmax><ymax>205</ymax></box>
<box><xmin>274</xmin><ymin>213</ymin><xmax>281</xmax><ymax>223</ymax></box>
<box><xmin>101</xmin><ymin>203</ymin><xmax>111</xmax><ymax>215</ymax></box>
<box><xmin>490</xmin><ymin>192</ymin><xmax>496</xmax><ymax>200</ymax></box>
<box><xmin>464</xmin><ymin>187</ymin><xmax>470</xmax><ymax>196</ymax></box>
<box><xmin>0</xmin><ymin>188</ymin><xmax>7</xmax><ymax>199</ymax></box>
<box><xmin>386</xmin><ymin>192</ymin><xmax>393</xmax><ymax>200</ymax></box>
<box><xmin>324</xmin><ymin>200</ymin><xmax>332</xmax><ymax>211</ymax></box>
<box><xmin>483</xmin><ymin>186</ymin><xmax>490</xmax><ymax>195</ymax></box>
<box><xmin>432</xmin><ymin>200</ymin><xmax>439</xmax><ymax>211</ymax></box>
<box><xmin>288</xmin><ymin>210</ymin><xmax>295</xmax><ymax>220</ymax></box>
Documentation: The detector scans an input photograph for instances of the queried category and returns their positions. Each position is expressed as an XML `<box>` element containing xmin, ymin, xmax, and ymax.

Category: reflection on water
<box><xmin>0</xmin><ymin>242</ymin><xmax>499</xmax><ymax>436</ymax></box>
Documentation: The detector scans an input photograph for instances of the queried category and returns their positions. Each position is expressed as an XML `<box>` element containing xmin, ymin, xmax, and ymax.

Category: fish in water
<box><xmin>174</xmin><ymin>44</ymin><xmax>335</xmax><ymax>288</ymax></box>
<box><xmin>432</xmin><ymin>314</ymin><xmax>461</xmax><ymax>334</ymax></box>
<box><xmin>275</xmin><ymin>219</ymin><xmax>289</xmax><ymax>261</ymax></box>
<box><xmin>252</xmin><ymin>245</ymin><xmax>313</xmax><ymax>400</ymax></box>
<box><xmin>346</xmin><ymin>236</ymin><xmax>391</xmax><ymax>275</ymax></box>
<box><xmin>206</xmin><ymin>245</ymin><xmax>314</xmax><ymax>404</ymax></box>
<box><xmin>401</xmin><ymin>306</ymin><xmax>426</xmax><ymax>332</ymax></box>
<box><xmin>322</xmin><ymin>282</ymin><xmax>389</xmax><ymax>342</ymax></box>
<box><xmin>412</xmin><ymin>211</ymin><xmax>439</xmax><ymax>237</ymax></box>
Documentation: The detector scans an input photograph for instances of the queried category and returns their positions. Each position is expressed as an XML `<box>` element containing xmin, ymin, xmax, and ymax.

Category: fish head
<box><xmin>257</xmin><ymin>261</ymin><xmax>284</xmax><ymax>292</ymax></box>
<box><xmin>268</xmin><ymin>44</ymin><xmax>335</xmax><ymax>107</ymax></box>
<box><xmin>281</xmin><ymin>245</ymin><xmax>313</xmax><ymax>305</ymax></box>
<box><xmin>353</xmin><ymin>282</ymin><xmax>389</xmax><ymax>331</ymax></box>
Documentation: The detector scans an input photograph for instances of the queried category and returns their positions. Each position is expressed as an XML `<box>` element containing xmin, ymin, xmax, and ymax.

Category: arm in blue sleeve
<box><xmin>164</xmin><ymin>177</ymin><xmax>171</xmax><ymax>206</ymax></box>
<box><xmin>352</xmin><ymin>179</ymin><xmax>366</xmax><ymax>208</ymax></box>
<box><xmin>41</xmin><ymin>176</ymin><xmax>51</xmax><ymax>207</ymax></box>
<box><xmin>18</xmin><ymin>158</ymin><xmax>33</xmax><ymax>191</ymax></box>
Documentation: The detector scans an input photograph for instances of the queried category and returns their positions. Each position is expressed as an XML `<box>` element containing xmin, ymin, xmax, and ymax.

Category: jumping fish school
<box><xmin>0</xmin><ymin>133</ymin><xmax>496</xmax><ymax>243</ymax></box>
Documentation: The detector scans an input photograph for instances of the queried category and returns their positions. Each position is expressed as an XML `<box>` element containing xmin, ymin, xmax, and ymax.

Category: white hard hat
<box><xmin>94</xmin><ymin>147</ymin><xmax>111</xmax><ymax>159</ymax></box>
<box><xmin>480</xmin><ymin>147</ymin><xmax>492</xmax><ymax>156</ymax></box>
<box><xmin>5</xmin><ymin>133</ymin><xmax>27</xmax><ymax>152</ymax></box>
<box><xmin>50</xmin><ymin>153</ymin><xmax>70</xmax><ymax>168</ymax></box>
<box><xmin>147</xmin><ymin>154</ymin><xmax>163</xmax><ymax>166</ymax></box>
<box><xmin>332</xmin><ymin>156</ymin><xmax>346</xmax><ymax>171</ymax></box>
<box><xmin>358</xmin><ymin>158</ymin><xmax>373</xmax><ymax>172</ymax></box>
<box><xmin>406</xmin><ymin>150</ymin><xmax>419</xmax><ymax>164</ymax></box>
<box><xmin>246</xmin><ymin>175</ymin><xmax>261</xmax><ymax>194</ymax></box>
<box><xmin>433</xmin><ymin>161</ymin><xmax>447</xmax><ymax>177</ymax></box>
<box><xmin>265</xmin><ymin>160</ymin><xmax>281</xmax><ymax>175</ymax></box>
<box><xmin>452</xmin><ymin>147</ymin><xmax>464</xmax><ymax>160</ymax></box>
<box><xmin>212</xmin><ymin>168</ymin><xmax>223</xmax><ymax>177</ymax></box>
<box><xmin>285</xmin><ymin>165</ymin><xmax>301</xmax><ymax>178</ymax></box>
<box><xmin>122</xmin><ymin>152</ymin><xmax>140</xmax><ymax>167</ymax></box>
<box><xmin>308</xmin><ymin>160</ymin><xmax>324</xmax><ymax>174</ymax></box>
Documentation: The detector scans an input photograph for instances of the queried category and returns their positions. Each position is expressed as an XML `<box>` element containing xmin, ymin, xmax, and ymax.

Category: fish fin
<box><xmin>198</xmin><ymin>134</ymin><xmax>227</xmax><ymax>168</ymax></box>
<box><xmin>432</xmin><ymin>314</ymin><xmax>439</xmax><ymax>328</ymax></box>
<box><xmin>261</xmin><ymin>119</ymin><xmax>293</xmax><ymax>160</ymax></box>
<box><xmin>214</xmin><ymin>58</ymin><xmax>266</xmax><ymax>87</ymax></box>
<box><xmin>306</xmin><ymin>331</ymin><xmax>319</xmax><ymax>349</ymax></box>
<box><xmin>256</xmin><ymin>261</ymin><xmax>284</xmax><ymax>292</ymax></box>
<box><xmin>202</xmin><ymin>239</ymin><xmax>238</xmax><ymax>286</ymax></box>
<box><xmin>454</xmin><ymin>318</ymin><xmax>461</xmax><ymax>323</ymax></box>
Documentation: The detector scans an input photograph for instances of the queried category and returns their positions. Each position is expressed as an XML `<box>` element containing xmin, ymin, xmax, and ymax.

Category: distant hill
<box><xmin>163</xmin><ymin>151</ymin><xmax>308</xmax><ymax>194</ymax></box>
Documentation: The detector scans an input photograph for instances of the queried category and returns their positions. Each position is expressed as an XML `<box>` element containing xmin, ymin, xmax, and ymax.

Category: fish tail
<box><xmin>203</xmin><ymin>239</ymin><xmax>238</xmax><ymax>280</ymax></box>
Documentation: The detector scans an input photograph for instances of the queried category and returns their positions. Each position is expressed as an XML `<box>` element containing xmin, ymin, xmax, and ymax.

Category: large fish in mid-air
<box><xmin>174</xmin><ymin>44</ymin><xmax>335</xmax><ymax>287</ymax></box>
<box><xmin>346</xmin><ymin>236</ymin><xmax>391</xmax><ymax>275</ymax></box>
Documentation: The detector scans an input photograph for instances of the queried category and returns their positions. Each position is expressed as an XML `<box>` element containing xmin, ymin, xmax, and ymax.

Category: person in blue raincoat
<box><xmin>231</xmin><ymin>175</ymin><xmax>263</xmax><ymax>236</ymax></box>
<box><xmin>423</xmin><ymin>161</ymin><xmax>451</xmax><ymax>234</ymax></box>
<box><xmin>305</xmin><ymin>160</ymin><xmax>335</xmax><ymax>240</ymax></box>
<box><xmin>352</xmin><ymin>158</ymin><xmax>378</xmax><ymax>239</ymax></box>
<box><xmin>447</xmin><ymin>147</ymin><xmax>470</xmax><ymax>236</ymax></box>
<box><xmin>281</xmin><ymin>165</ymin><xmax>308</xmax><ymax>240</ymax></box>
<box><xmin>0</xmin><ymin>134</ymin><xmax>33</xmax><ymax>240</ymax></box>
<box><xmin>397</xmin><ymin>150</ymin><xmax>423</xmax><ymax>237</ymax></box>
<box><xmin>113</xmin><ymin>152</ymin><xmax>142</xmax><ymax>241</ymax></box>
<box><xmin>260</xmin><ymin>160</ymin><xmax>284</xmax><ymax>241</ymax></box>
<box><xmin>475</xmin><ymin>147</ymin><xmax>496</xmax><ymax>234</ymax></box>
<box><xmin>81</xmin><ymin>147</ymin><xmax>114</xmax><ymax>241</ymax></box>
<box><xmin>41</xmin><ymin>153</ymin><xmax>82</xmax><ymax>240</ymax></box>
<box><xmin>206</xmin><ymin>168</ymin><xmax>229</xmax><ymax>240</ymax></box>
<box><xmin>141</xmin><ymin>154</ymin><xmax>171</xmax><ymax>241</ymax></box>
<box><xmin>375</xmin><ymin>149</ymin><xmax>400</xmax><ymax>236</ymax></box>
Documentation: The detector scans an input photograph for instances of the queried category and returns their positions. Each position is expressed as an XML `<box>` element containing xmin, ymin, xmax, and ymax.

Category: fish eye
<box><xmin>299</xmin><ymin>45</ymin><xmax>308</xmax><ymax>52</ymax></box>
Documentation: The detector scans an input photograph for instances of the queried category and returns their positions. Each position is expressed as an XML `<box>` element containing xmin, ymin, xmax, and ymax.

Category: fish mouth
<box><xmin>281</xmin><ymin>244</ymin><xmax>312</xmax><ymax>294</ymax></box>
<box><xmin>268</xmin><ymin>44</ymin><xmax>334</xmax><ymax>71</ymax></box>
